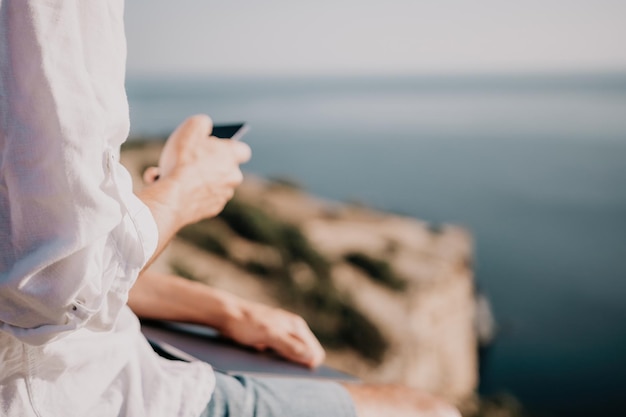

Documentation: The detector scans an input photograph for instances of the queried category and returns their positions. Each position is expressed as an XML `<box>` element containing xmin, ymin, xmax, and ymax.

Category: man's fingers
<box><xmin>284</xmin><ymin>318</ymin><xmax>325</xmax><ymax>367</ymax></box>
<box><xmin>294</xmin><ymin>328</ymin><xmax>326</xmax><ymax>367</ymax></box>
<box><xmin>275</xmin><ymin>316</ymin><xmax>325</xmax><ymax>367</ymax></box>
<box><xmin>179</xmin><ymin>114</ymin><xmax>213</xmax><ymax>141</ymax></box>
<box><xmin>230</xmin><ymin>140</ymin><xmax>252</xmax><ymax>164</ymax></box>
<box><xmin>270</xmin><ymin>333</ymin><xmax>317</xmax><ymax>367</ymax></box>
<box><xmin>267</xmin><ymin>322</ymin><xmax>325</xmax><ymax>368</ymax></box>
<box><xmin>159</xmin><ymin>115</ymin><xmax>213</xmax><ymax>178</ymax></box>
<box><xmin>203</xmin><ymin>136</ymin><xmax>251</xmax><ymax>163</ymax></box>
<box><xmin>142</xmin><ymin>166</ymin><xmax>161</xmax><ymax>184</ymax></box>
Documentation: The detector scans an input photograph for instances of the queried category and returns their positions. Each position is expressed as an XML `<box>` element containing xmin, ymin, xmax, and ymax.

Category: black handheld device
<box><xmin>211</xmin><ymin>123</ymin><xmax>249</xmax><ymax>141</ymax></box>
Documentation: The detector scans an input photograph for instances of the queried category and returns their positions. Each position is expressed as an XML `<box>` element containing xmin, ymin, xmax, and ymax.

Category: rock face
<box><xmin>121</xmin><ymin>141</ymin><xmax>478</xmax><ymax>403</ymax></box>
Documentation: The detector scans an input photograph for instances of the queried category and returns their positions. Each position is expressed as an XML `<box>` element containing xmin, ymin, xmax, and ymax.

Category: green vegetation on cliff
<box><xmin>344</xmin><ymin>252</ymin><xmax>407</xmax><ymax>291</ymax></box>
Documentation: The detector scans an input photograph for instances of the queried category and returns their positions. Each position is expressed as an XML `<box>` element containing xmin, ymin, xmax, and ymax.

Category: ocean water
<box><xmin>126</xmin><ymin>74</ymin><xmax>626</xmax><ymax>417</ymax></box>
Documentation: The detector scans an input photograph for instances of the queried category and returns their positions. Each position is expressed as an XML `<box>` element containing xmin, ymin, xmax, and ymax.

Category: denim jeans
<box><xmin>199</xmin><ymin>372</ymin><xmax>356</xmax><ymax>417</ymax></box>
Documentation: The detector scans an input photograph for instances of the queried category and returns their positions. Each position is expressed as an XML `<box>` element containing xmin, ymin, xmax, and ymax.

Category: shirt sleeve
<box><xmin>0</xmin><ymin>0</ymin><xmax>158</xmax><ymax>345</ymax></box>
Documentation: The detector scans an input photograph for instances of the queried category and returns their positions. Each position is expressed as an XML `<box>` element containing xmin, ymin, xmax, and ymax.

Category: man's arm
<box><xmin>0</xmin><ymin>1</ymin><xmax>152</xmax><ymax>344</ymax></box>
<box><xmin>128</xmin><ymin>269</ymin><xmax>326</xmax><ymax>368</ymax></box>
<box><xmin>129</xmin><ymin>116</ymin><xmax>324</xmax><ymax>366</ymax></box>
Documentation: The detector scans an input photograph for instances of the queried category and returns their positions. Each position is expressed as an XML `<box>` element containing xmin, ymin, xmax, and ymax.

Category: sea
<box><xmin>126</xmin><ymin>74</ymin><xmax>626</xmax><ymax>417</ymax></box>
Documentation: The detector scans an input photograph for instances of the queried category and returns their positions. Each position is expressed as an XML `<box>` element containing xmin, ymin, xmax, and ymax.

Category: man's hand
<box><xmin>129</xmin><ymin>271</ymin><xmax>325</xmax><ymax>368</ymax></box>
<box><xmin>221</xmin><ymin>301</ymin><xmax>326</xmax><ymax>368</ymax></box>
<box><xmin>156</xmin><ymin>114</ymin><xmax>251</xmax><ymax>226</ymax></box>
<box><xmin>137</xmin><ymin>115</ymin><xmax>251</xmax><ymax>266</ymax></box>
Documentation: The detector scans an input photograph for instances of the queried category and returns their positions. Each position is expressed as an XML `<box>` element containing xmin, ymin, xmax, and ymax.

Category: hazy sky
<box><xmin>125</xmin><ymin>0</ymin><xmax>626</xmax><ymax>76</ymax></box>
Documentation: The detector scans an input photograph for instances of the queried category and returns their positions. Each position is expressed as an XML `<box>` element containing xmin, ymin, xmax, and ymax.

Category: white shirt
<box><xmin>0</xmin><ymin>1</ymin><xmax>215</xmax><ymax>416</ymax></box>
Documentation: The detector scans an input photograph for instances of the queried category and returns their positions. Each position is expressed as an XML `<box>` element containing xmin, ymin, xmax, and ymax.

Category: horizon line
<box><xmin>126</xmin><ymin>69</ymin><xmax>626</xmax><ymax>81</ymax></box>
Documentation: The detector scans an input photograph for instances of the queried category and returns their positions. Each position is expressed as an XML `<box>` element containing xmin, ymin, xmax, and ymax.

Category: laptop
<box><xmin>141</xmin><ymin>320</ymin><xmax>358</xmax><ymax>381</ymax></box>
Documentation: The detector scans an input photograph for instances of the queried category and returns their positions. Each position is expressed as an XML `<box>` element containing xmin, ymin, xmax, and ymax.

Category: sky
<box><xmin>124</xmin><ymin>0</ymin><xmax>626</xmax><ymax>77</ymax></box>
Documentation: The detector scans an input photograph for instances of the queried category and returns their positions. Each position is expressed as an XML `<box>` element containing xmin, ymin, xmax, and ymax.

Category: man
<box><xmin>0</xmin><ymin>2</ymin><xmax>460</xmax><ymax>416</ymax></box>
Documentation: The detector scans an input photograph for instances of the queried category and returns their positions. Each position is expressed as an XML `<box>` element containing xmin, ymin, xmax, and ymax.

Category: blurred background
<box><xmin>124</xmin><ymin>1</ymin><xmax>626</xmax><ymax>416</ymax></box>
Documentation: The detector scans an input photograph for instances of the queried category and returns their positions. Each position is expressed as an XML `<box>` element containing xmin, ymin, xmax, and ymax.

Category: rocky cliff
<box><xmin>121</xmin><ymin>141</ymin><xmax>478</xmax><ymax>404</ymax></box>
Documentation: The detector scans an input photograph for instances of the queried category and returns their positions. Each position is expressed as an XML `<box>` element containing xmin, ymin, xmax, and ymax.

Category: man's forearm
<box><xmin>128</xmin><ymin>270</ymin><xmax>243</xmax><ymax>329</ymax></box>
